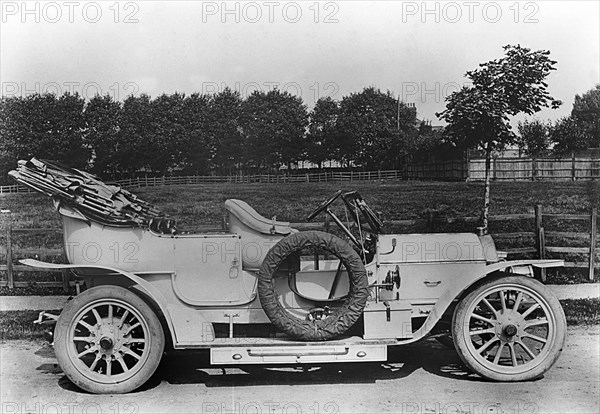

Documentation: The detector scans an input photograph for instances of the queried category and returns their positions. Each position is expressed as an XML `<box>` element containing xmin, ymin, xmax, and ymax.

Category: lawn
<box><xmin>1</xmin><ymin>180</ymin><xmax>595</xmax><ymax>229</ymax></box>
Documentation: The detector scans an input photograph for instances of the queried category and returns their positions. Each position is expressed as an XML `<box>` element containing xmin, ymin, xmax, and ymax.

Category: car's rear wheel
<box><xmin>452</xmin><ymin>276</ymin><xmax>566</xmax><ymax>381</ymax></box>
<box><xmin>258</xmin><ymin>231</ymin><xmax>369</xmax><ymax>341</ymax></box>
<box><xmin>54</xmin><ymin>286</ymin><xmax>165</xmax><ymax>393</ymax></box>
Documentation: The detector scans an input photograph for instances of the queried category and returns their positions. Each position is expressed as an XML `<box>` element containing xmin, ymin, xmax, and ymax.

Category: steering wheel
<box><xmin>307</xmin><ymin>190</ymin><xmax>343</xmax><ymax>221</ymax></box>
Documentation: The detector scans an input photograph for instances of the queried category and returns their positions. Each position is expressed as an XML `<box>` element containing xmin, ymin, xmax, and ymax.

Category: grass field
<box><xmin>0</xmin><ymin>180</ymin><xmax>598</xmax><ymax>288</ymax></box>
<box><xmin>2</xmin><ymin>180</ymin><xmax>596</xmax><ymax>228</ymax></box>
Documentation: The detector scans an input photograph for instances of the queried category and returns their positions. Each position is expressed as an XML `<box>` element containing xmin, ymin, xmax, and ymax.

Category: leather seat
<box><xmin>224</xmin><ymin>199</ymin><xmax>294</xmax><ymax>235</ymax></box>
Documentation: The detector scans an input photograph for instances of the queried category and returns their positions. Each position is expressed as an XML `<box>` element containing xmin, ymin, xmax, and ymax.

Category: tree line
<box><xmin>0</xmin><ymin>87</ymin><xmax>444</xmax><ymax>183</ymax></box>
<box><xmin>517</xmin><ymin>84</ymin><xmax>600</xmax><ymax>157</ymax></box>
<box><xmin>1</xmin><ymin>80</ymin><xmax>598</xmax><ymax>185</ymax></box>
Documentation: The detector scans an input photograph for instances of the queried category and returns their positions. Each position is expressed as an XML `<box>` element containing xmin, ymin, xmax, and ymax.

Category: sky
<box><xmin>0</xmin><ymin>0</ymin><xmax>599</xmax><ymax>126</ymax></box>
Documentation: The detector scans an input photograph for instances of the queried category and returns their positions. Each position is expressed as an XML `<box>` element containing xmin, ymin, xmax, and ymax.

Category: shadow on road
<box><xmin>42</xmin><ymin>338</ymin><xmax>486</xmax><ymax>394</ymax></box>
<box><xmin>154</xmin><ymin>339</ymin><xmax>486</xmax><ymax>389</ymax></box>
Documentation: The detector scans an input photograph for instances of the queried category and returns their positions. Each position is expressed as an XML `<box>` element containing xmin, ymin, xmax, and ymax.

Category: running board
<box><xmin>211</xmin><ymin>344</ymin><xmax>387</xmax><ymax>365</ymax></box>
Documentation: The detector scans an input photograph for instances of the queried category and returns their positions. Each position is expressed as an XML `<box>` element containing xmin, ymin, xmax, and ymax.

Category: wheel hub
<box><xmin>99</xmin><ymin>337</ymin><xmax>113</xmax><ymax>351</ymax></box>
<box><xmin>93</xmin><ymin>319</ymin><xmax>128</xmax><ymax>357</ymax></box>
<box><xmin>494</xmin><ymin>310</ymin><xmax>525</xmax><ymax>342</ymax></box>
<box><xmin>503</xmin><ymin>324</ymin><xmax>518</xmax><ymax>337</ymax></box>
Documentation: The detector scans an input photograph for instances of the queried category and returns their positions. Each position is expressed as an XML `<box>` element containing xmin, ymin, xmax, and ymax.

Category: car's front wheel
<box><xmin>452</xmin><ymin>275</ymin><xmax>566</xmax><ymax>381</ymax></box>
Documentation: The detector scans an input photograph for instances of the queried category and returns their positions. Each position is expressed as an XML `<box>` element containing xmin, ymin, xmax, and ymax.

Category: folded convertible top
<box><xmin>9</xmin><ymin>158</ymin><xmax>176</xmax><ymax>233</ymax></box>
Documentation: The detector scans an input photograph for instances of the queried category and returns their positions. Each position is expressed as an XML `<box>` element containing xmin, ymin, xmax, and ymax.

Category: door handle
<box><xmin>424</xmin><ymin>280</ymin><xmax>441</xmax><ymax>287</ymax></box>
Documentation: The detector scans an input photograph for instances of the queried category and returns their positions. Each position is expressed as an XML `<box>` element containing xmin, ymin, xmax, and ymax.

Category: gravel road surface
<box><xmin>1</xmin><ymin>325</ymin><xmax>598</xmax><ymax>414</ymax></box>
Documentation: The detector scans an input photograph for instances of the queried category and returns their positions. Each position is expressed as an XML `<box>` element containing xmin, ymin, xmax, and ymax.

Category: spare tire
<box><xmin>258</xmin><ymin>231</ymin><xmax>369</xmax><ymax>341</ymax></box>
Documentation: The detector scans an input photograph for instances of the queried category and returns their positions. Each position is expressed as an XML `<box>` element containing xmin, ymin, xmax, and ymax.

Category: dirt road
<box><xmin>1</xmin><ymin>326</ymin><xmax>598</xmax><ymax>414</ymax></box>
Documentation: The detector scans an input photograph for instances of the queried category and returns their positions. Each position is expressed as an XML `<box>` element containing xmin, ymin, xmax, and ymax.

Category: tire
<box><xmin>258</xmin><ymin>231</ymin><xmax>369</xmax><ymax>341</ymax></box>
<box><xmin>54</xmin><ymin>286</ymin><xmax>165</xmax><ymax>394</ymax></box>
<box><xmin>452</xmin><ymin>276</ymin><xmax>566</xmax><ymax>381</ymax></box>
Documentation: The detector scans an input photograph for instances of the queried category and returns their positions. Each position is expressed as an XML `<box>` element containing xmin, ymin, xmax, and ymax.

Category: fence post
<box><xmin>589</xmin><ymin>207</ymin><xmax>597</xmax><ymax>281</ymax></box>
<box><xmin>534</xmin><ymin>204</ymin><xmax>546</xmax><ymax>282</ymax></box>
<box><xmin>532</xmin><ymin>158</ymin><xmax>537</xmax><ymax>181</ymax></box>
<box><xmin>6</xmin><ymin>223</ymin><xmax>14</xmax><ymax>289</ymax></box>
<box><xmin>62</xmin><ymin>269</ymin><xmax>70</xmax><ymax>292</ymax></box>
<box><xmin>427</xmin><ymin>211</ymin><xmax>435</xmax><ymax>233</ymax></box>
<box><xmin>571</xmin><ymin>152</ymin><xmax>576</xmax><ymax>181</ymax></box>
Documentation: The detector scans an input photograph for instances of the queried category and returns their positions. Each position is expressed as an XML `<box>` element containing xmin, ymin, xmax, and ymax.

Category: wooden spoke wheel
<box><xmin>452</xmin><ymin>276</ymin><xmax>566</xmax><ymax>381</ymax></box>
<box><xmin>54</xmin><ymin>286</ymin><xmax>164</xmax><ymax>393</ymax></box>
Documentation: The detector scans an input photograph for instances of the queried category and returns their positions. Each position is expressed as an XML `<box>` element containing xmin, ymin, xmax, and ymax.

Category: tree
<box><xmin>181</xmin><ymin>93</ymin><xmax>212</xmax><ymax>175</ymax></box>
<box><xmin>306</xmin><ymin>97</ymin><xmax>339</xmax><ymax>168</ymax></box>
<box><xmin>412</xmin><ymin>123</ymin><xmax>450</xmax><ymax>162</ymax></box>
<box><xmin>119</xmin><ymin>94</ymin><xmax>156</xmax><ymax>175</ymax></box>
<box><xmin>0</xmin><ymin>93</ymin><xmax>89</xmax><ymax>172</ymax></box>
<box><xmin>84</xmin><ymin>94</ymin><xmax>123</xmax><ymax>177</ymax></box>
<box><xmin>240</xmin><ymin>89</ymin><xmax>308</xmax><ymax>170</ymax></box>
<box><xmin>206</xmin><ymin>88</ymin><xmax>244</xmax><ymax>174</ymax></box>
<box><xmin>437</xmin><ymin>45</ymin><xmax>561</xmax><ymax>232</ymax></box>
<box><xmin>516</xmin><ymin>119</ymin><xmax>552</xmax><ymax>157</ymax></box>
<box><xmin>149</xmin><ymin>93</ymin><xmax>191</xmax><ymax>174</ymax></box>
<box><xmin>571</xmin><ymin>84</ymin><xmax>600</xmax><ymax>147</ymax></box>
<box><xmin>335</xmin><ymin>87</ymin><xmax>417</xmax><ymax>169</ymax></box>
<box><xmin>551</xmin><ymin>116</ymin><xmax>591</xmax><ymax>154</ymax></box>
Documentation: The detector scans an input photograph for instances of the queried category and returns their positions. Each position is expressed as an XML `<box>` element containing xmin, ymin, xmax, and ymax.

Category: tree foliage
<box><xmin>307</xmin><ymin>97</ymin><xmax>339</xmax><ymax>168</ymax></box>
<box><xmin>0</xmin><ymin>93</ymin><xmax>89</xmax><ymax>169</ymax></box>
<box><xmin>436</xmin><ymin>44</ymin><xmax>561</xmax><ymax>231</ymax></box>
<box><xmin>517</xmin><ymin>119</ymin><xmax>552</xmax><ymax>157</ymax></box>
<box><xmin>571</xmin><ymin>84</ymin><xmax>600</xmax><ymax>146</ymax></box>
<box><xmin>240</xmin><ymin>89</ymin><xmax>308</xmax><ymax>170</ymax></box>
<box><xmin>0</xmin><ymin>83</ymin><xmax>470</xmax><ymax>183</ymax></box>
<box><xmin>207</xmin><ymin>88</ymin><xmax>244</xmax><ymax>174</ymax></box>
<box><xmin>335</xmin><ymin>87</ymin><xmax>417</xmax><ymax>169</ymax></box>
<box><xmin>551</xmin><ymin>116</ymin><xmax>592</xmax><ymax>154</ymax></box>
<box><xmin>438</xmin><ymin>45</ymin><xmax>561</xmax><ymax>154</ymax></box>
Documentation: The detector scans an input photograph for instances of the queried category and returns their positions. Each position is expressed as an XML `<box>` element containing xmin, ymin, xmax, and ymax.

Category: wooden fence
<box><xmin>1</xmin><ymin>205</ymin><xmax>597</xmax><ymax>290</ymax></box>
<box><xmin>468</xmin><ymin>157</ymin><xmax>600</xmax><ymax>181</ymax></box>
<box><xmin>404</xmin><ymin>157</ymin><xmax>600</xmax><ymax>181</ymax></box>
<box><xmin>2</xmin><ymin>157</ymin><xmax>600</xmax><ymax>193</ymax></box>
<box><xmin>0</xmin><ymin>170</ymin><xmax>404</xmax><ymax>193</ymax></box>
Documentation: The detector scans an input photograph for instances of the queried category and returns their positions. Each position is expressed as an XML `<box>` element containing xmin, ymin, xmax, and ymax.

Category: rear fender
<box><xmin>409</xmin><ymin>259</ymin><xmax>563</xmax><ymax>342</ymax></box>
<box><xmin>19</xmin><ymin>259</ymin><xmax>212</xmax><ymax>347</ymax></box>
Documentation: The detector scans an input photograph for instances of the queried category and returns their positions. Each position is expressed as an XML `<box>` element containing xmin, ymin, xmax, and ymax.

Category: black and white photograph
<box><xmin>0</xmin><ymin>1</ymin><xmax>599</xmax><ymax>413</ymax></box>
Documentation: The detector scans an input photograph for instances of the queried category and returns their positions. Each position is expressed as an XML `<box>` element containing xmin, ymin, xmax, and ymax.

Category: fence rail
<box><xmin>1</xmin><ymin>205</ymin><xmax>597</xmax><ymax>290</ymax></box>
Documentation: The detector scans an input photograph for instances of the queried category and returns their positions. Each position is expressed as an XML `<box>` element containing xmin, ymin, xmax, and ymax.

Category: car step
<box><xmin>210</xmin><ymin>344</ymin><xmax>387</xmax><ymax>365</ymax></box>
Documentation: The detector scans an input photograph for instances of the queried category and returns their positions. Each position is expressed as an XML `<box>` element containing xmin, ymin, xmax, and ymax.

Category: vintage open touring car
<box><xmin>10</xmin><ymin>159</ymin><xmax>566</xmax><ymax>394</ymax></box>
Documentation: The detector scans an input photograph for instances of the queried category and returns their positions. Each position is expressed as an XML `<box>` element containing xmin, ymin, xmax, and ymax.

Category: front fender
<box><xmin>407</xmin><ymin>259</ymin><xmax>564</xmax><ymax>343</ymax></box>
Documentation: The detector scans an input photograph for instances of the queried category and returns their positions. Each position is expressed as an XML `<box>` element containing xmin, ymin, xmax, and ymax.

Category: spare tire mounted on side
<box><xmin>258</xmin><ymin>231</ymin><xmax>369</xmax><ymax>341</ymax></box>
